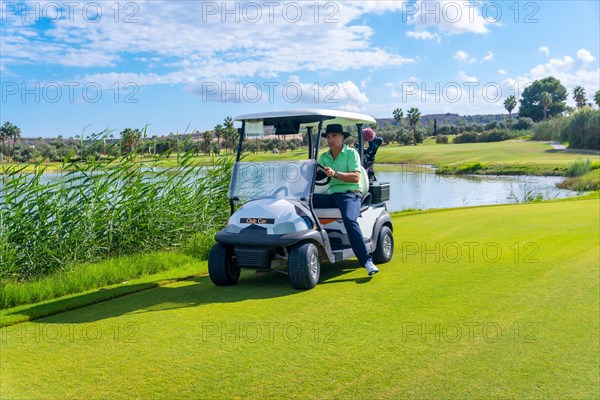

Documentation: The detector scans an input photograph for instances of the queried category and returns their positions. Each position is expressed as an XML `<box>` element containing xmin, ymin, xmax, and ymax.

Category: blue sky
<box><xmin>1</xmin><ymin>0</ymin><xmax>599</xmax><ymax>138</ymax></box>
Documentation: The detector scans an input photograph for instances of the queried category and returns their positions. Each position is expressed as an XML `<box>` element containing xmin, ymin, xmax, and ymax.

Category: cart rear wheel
<box><xmin>288</xmin><ymin>243</ymin><xmax>320</xmax><ymax>290</ymax></box>
<box><xmin>372</xmin><ymin>225</ymin><xmax>394</xmax><ymax>264</ymax></box>
<box><xmin>208</xmin><ymin>243</ymin><xmax>240</xmax><ymax>286</ymax></box>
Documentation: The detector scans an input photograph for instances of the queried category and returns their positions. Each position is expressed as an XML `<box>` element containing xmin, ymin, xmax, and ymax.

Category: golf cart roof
<box><xmin>234</xmin><ymin>109</ymin><xmax>376</xmax><ymax>132</ymax></box>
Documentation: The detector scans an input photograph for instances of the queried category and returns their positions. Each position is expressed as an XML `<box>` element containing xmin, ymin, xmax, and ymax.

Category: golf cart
<box><xmin>208</xmin><ymin>109</ymin><xmax>394</xmax><ymax>290</ymax></box>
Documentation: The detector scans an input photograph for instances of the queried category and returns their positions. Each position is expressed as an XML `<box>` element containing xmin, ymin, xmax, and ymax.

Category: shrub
<box><xmin>399</xmin><ymin>133</ymin><xmax>412</xmax><ymax>146</ymax></box>
<box><xmin>414</xmin><ymin>129</ymin><xmax>425</xmax><ymax>144</ymax></box>
<box><xmin>435</xmin><ymin>162</ymin><xmax>485</xmax><ymax>175</ymax></box>
<box><xmin>435</xmin><ymin>134</ymin><xmax>448</xmax><ymax>144</ymax></box>
<box><xmin>566</xmin><ymin>159</ymin><xmax>592</xmax><ymax>177</ymax></box>
<box><xmin>560</xmin><ymin>109</ymin><xmax>600</xmax><ymax>150</ymax></box>
<box><xmin>182</xmin><ymin>231</ymin><xmax>217</xmax><ymax>260</ymax></box>
<box><xmin>12</xmin><ymin>147</ymin><xmax>33</xmax><ymax>163</ymax></box>
<box><xmin>453</xmin><ymin>132</ymin><xmax>478</xmax><ymax>143</ymax></box>
<box><xmin>513</xmin><ymin>117</ymin><xmax>535</xmax><ymax>131</ymax></box>
<box><xmin>556</xmin><ymin>169</ymin><xmax>600</xmax><ymax>192</ymax></box>
<box><xmin>478</xmin><ymin>129</ymin><xmax>510</xmax><ymax>142</ymax></box>
<box><xmin>532</xmin><ymin>118</ymin><xmax>566</xmax><ymax>141</ymax></box>
<box><xmin>380</xmin><ymin>130</ymin><xmax>397</xmax><ymax>144</ymax></box>
<box><xmin>458</xmin><ymin>162</ymin><xmax>485</xmax><ymax>173</ymax></box>
<box><xmin>485</xmin><ymin>121</ymin><xmax>499</xmax><ymax>130</ymax></box>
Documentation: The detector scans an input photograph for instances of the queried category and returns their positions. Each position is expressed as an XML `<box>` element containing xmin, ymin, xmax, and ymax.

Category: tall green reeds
<box><xmin>0</xmin><ymin>136</ymin><xmax>232</xmax><ymax>283</ymax></box>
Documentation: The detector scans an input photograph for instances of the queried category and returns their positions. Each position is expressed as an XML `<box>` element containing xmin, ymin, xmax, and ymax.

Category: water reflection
<box><xmin>1</xmin><ymin>168</ymin><xmax>578</xmax><ymax>213</ymax></box>
<box><xmin>377</xmin><ymin>171</ymin><xmax>577</xmax><ymax>212</ymax></box>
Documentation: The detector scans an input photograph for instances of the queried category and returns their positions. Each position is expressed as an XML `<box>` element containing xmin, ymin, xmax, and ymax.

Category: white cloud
<box><xmin>405</xmin><ymin>30</ymin><xmax>441</xmax><ymax>42</ymax></box>
<box><xmin>385</xmin><ymin>77</ymin><xmax>426</xmax><ymax>100</ymax></box>
<box><xmin>334</xmin><ymin>81</ymin><xmax>370</xmax><ymax>105</ymax></box>
<box><xmin>576</xmin><ymin>49</ymin><xmax>595</xmax><ymax>62</ymax></box>
<box><xmin>453</xmin><ymin>50</ymin><xmax>493</xmax><ymax>64</ymax></box>
<box><xmin>407</xmin><ymin>0</ymin><xmax>492</xmax><ymax>36</ymax></box>
<box><xmin>453</xmin><ymin>50</ymin><xmax>475</xmax><ymax>63</ymax></box>
<box><xmin>385</xmin><ymin>82</ymin><xmax>401</xmax><ymax>99</ymax></box>
<box><xmin>539</xmin><ymin>46</ymin><xmax>550</xmax><ymax>56</ymax></box>
<box><xmin>498</xmin><ymin>69</ymin><xmax>507</xmax><ymax>75</ymax></box>
<box><xmin>183</xmin><ymin>75</ymin><xmax>369</xmax><ymax>109</ymax></box>
<box><xmin>457</xmin><ymin>70</ymin><xmax>478</xmax><ymax>83</ymax></box>
<box><xmin>509</xmin><ymin>51</ymin><xmax>600</xmax><ymax>107</ymax></box>
<box><xmin>285</xmin><ymin>76</ymin><xmax>369</xmax><ymax>109</ymax></box>
<box><xmin>360</xmin><ymin>77</ymin><xmax>371</xmax><ymax>89</ymax></box>
<box><xmin>530</xmin><ymin>56</ymin><xmax>575</xmax><ymax>77</ymax></box>
<box><xmin>454</xmin><ymin>50</ymin><xmax>469</xmax><ymax>62</ymax></box>
<box><xmin>1</xmin><ymin>1</ymin><xmax>414</xmax><ymax>89</ymax></box>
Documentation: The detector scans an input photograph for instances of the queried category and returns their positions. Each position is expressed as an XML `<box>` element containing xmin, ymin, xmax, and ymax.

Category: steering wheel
<box><xmin>315</xmin><ymin>163</ymin><xmax>331</xmax><ymax>186</ymax></box>
<box><xmin>272</xmin><ymin>185</ymin><xmax>289</xmax><ymax>197</ymax></box>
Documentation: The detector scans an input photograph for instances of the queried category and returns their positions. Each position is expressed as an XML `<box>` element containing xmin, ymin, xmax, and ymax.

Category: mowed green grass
<box><xmin>1</xmin><ymin>198</ymin><xmax>598</xmax><ymax>399</ymax></box>
<box><xmin>375</xmin><ymin>140</ymin><xmax>599</xmax><ymax>168</ymax></box>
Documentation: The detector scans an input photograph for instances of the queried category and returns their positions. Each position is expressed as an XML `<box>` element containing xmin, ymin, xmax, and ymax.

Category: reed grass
<box><xmin>0</xmin><ymin>134</ymin><xmax>232</xmax><ymax>292</ymax></box>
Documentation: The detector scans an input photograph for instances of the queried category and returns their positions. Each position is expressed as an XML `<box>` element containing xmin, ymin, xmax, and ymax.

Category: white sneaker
<box><xmin>365</xmin><ymin>261</ymin><xmax>379</xmax><ymax>276</ymax></box>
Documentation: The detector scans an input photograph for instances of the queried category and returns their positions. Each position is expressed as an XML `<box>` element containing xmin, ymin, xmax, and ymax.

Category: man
<box><xmin>313</xmin><ymin>124</ymin><xmax>379</xmax><ymax>276</ymax></box>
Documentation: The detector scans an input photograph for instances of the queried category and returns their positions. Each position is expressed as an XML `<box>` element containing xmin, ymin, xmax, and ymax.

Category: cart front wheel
<box><xmin>208</xmin><ymin>243</ymin><xmax>240</xmax><ymax>286</ymax></box>
<box><xmin>288</xmin><ymin>243</ymin><xmax>320</xmax><ymax>290</ymax></box>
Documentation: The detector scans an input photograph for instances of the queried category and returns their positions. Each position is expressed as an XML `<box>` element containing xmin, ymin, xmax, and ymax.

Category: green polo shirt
<box><xmin>318</xmin><ymin>144</ymin><xmax>363</xmax><ymax>195</ymax></box>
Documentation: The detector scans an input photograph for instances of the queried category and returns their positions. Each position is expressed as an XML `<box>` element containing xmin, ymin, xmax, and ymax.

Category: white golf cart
<box><xmin>208</xmin><ymin>109</ymin><xmax>394</xmax><ymax>290</ymax></box>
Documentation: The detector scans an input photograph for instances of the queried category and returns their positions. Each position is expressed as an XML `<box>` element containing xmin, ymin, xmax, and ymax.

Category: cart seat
<box><xmin>314</xmin><ymin>166</ymin><xmax>370</xmax><ymax>223</ymax></box>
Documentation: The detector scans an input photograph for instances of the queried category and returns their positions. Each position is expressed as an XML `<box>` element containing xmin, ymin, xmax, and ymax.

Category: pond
<box><xmin>375</xmin><ymin>170</ymin><xmax>577</xmax><ymax>212</ymax></box>
<box><xmin>1</xmin><ymin>166</ymin><xmax>578</xmax><ymax>213</ymax></box>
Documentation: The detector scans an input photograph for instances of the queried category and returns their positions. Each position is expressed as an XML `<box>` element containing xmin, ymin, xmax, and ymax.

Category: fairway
<box><xmin>375</xmin><ymin>140</ymin><xmax>600</xmax><ymax>169</ymax></box>
<box><xmin>1</xmin><ymin>198</ymin><xmax>598</xmax><ymax>399</ymax></box>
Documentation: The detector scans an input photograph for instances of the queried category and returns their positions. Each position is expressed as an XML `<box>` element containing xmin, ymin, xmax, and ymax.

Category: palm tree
<box><xmin>1</xmin><ymin>122</ymin><xmax>22</xmax><ymax>158</ymax></box>
<box><xmin>504</xmin><ymin>95</ymin><xmax>517</xmax><ymax>126</ymax></box>
<box><xmin>407</xmin><ymin>107</ymin><xmax>421</xmax><ymax>145</ymax></box>
<box><xmin>540</xmin><ymin>92</ymin><xmax>552</xmax><ymax>121</ymax></box>
<box><xmin>223</xmin><ymin>116</ymin><xmax>237</xmax><ymax>153</ymax></box>
<box><xmin>120</xmin><ymin>128</ymin><xmax>142</xmax><ymax>154</ymax></box>
<box><xmin>393</xmin><ymin>108</ymin><xmax>405</xmax><ymax>143</ymax></box>
<box><xmin>595</xmin><ymin>90</ymin><xmax>600</xmax><ymax>109</ymax></box>
<box><xmin>392</xmin><ymin>108</ymin><xmax>403</xmax><ymax>125</ymax></box>
<box><xmin>0</xmin><ymin>123</ymin><xmax>9</xmax><ymax>157</ymax></box>
<box><xmin>573</xmin><ymin>86</ymin><xmax>587</xmax><ymax>110</ymax></box>
<box><xmin>213</xmin><ymin>124</ymin><xmax>223</xmax><ymax>153</ymax></box>
<box><xmin>202</xmin><ymin>131</ymin><xmax>212</xmax><ymax>155</ymax></box>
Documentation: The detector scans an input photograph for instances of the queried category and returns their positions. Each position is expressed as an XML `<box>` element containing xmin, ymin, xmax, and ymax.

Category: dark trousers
<box><xmin>313</xmin><ymin>192</ymin><xmax>372</xmax><ymax>266</ymax></box>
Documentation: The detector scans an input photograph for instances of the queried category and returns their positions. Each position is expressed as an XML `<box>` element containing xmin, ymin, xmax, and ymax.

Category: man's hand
<box><xmin>323</xmin><ymin>167</ymin><xmax>359</xmax><ymax>183</ymax></box>
<box><xmin>324</xmin><ymin>166</ymin><xmax>336</xmax><ymax>178</ymax></box>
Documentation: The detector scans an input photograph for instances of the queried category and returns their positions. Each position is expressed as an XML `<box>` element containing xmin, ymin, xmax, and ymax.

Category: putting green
<box><xmin>1</xmin><ymin>198</ymin><xmax>598</xmax><ymax>399</ymax></box>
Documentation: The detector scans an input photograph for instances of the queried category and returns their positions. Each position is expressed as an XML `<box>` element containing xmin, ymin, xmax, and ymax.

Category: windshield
<box><xmin>229</xmin><ymin>160</ymin><xmax>316</xmax><ymax>201</ymax></box>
